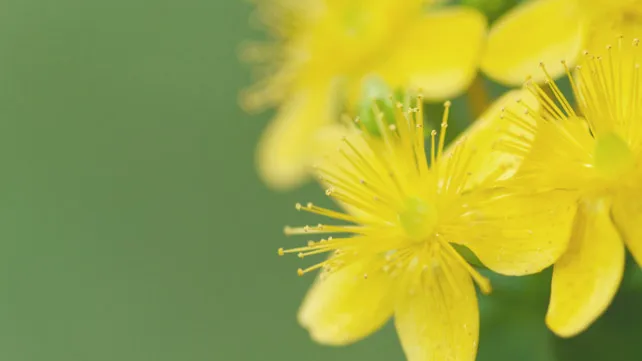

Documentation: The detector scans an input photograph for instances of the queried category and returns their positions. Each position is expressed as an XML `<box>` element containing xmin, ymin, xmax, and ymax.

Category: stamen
<box><xmin>297</xmin><ymin>262</ymin><xmax>328</xmax><ymax>276</ymax></box>
<box><xmin>430</xmin><ymin>130</ymin><xmax>437</xmax><ymax>167</ymax></box>
<box><xmin>540</xmin><ymin>62</ymin><xmax>576</xmax><ymax>117</ymax></box>
<box><xmin>284</xmin><ymin>224</ymin><xmax>367</xmax><ymax>236</ymax></box>
<box><xmin>436</xmin><ymin>236</ymin><xmax>492</xmax><ymax>294</ymax></box>
<box><xmin>437</xmin><ymin>101</ymin><xmax>451</xmax><ymax>161</ymax></box>
<box><xmin>412</xmin><ymin>96</ymin><xmax>430</xmax><ymax>176</ymax></box>
<box><xmin>503</xmin><ymin>107</ymin><xmax>537</xmax><ymax>134</ymax></box>
<box><xmin>295</xmin><ymin>202</ymin><xmax>361</xmax><ymax>223</ymax></box>
<box><xmin>325</xmin><ymin>188</ymin><xmax>386</xmax><ymax>217</ymax></box>
<box><xmin>526</xmin><ymin>79</ymin><xmax>567</xmax><ymax>120</ymax></box>
<box><xmin>341</xmin><ymin>137</ymin><xmax>386</xmax><ymax>184</ymax></box>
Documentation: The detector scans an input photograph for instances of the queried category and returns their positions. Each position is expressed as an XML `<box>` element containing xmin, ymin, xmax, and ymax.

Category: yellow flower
<box><xmin>242</xmin><ymin>0</ymin><xmax>487</xmax><ymax>190</ymax></box>
<box><xmin>497</xmin><ymin>37</ymin><xmax>642</xmax><ymax>337</ymax></box>
<box><xmin>278</xmin><ymin>91</ymin><xmax>575</xmax><ymax>361</ymax></box>
<box><xmin>481</xmin><ymin>0</ymin><xmax>642</xmax><ymax>85</ymax></box>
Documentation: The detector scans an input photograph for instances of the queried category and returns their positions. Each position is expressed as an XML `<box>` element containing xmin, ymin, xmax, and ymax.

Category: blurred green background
<box><xmin>0</xmin><ymin>0</ymin><xmax>640</xmax><ymax>360</ymax></box>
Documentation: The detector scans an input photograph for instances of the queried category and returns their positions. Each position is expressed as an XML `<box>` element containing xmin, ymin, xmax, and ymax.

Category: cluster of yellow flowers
<box><xmin>243</xmin><ymin>0</ymin><xmax>642</xmax><ymax>360</ymax></box>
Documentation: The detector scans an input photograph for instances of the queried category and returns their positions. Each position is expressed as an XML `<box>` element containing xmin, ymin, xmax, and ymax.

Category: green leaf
<box><xmin>460</xmin><ymin>0</ymin><xmax>520</xmax><ymax>24</ymax></box>
<box><xmin>478</xmin><ymin>270</ymin><xmax>558</xmax><ymax>361</ymax></box>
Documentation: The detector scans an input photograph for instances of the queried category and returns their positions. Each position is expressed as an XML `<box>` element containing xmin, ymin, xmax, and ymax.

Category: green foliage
<box><xmin>460</xmin><ymin>0</ymin><xmax>521</xmax><ymax>23</ymax></box>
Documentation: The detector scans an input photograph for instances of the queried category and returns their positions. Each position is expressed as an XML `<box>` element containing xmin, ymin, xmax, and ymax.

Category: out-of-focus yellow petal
<box><xmin>298</xmin><ymin>256</ymin><xmax>394</xmax><ymax>346</ymax></box>
<box><xmin>440</xmin><ymin>89</ymin><xmax>539</xmax><ymax>192</ymax></box>
<box><xmin>256</xmin><ymin>82</ymin><xmax>340</xmax><ymax>190</ymax></box>
<box><xmin>546</xmin><ymin>198</ymin><xmax>625</xmax><ymax>338</ymax></box>
<box><xmin>395</xmin><ymin>254</ymin><xmax>478</xmax><ymax>361</ymax></box>
<box><xmin>481</xmin><ymin>0</ymin><xmax>585</xmax><ymax>85</ymax></box>
<box><xmin>379</xmin><ymin>6</ymin><xmax>487</xmax><ymax>100</ymax></box>
<box><xmin>612</xmin><ymin>188</ymin><xmax>642</xmax><ymax>267</ymax></box>
<box><xmin>451</xmin><ymin>189</ymin><xmax>577</xmax><ymax>276</ymax></box>
<box><xmin>580</xmin><ymin>0</ymin><xmax>642</xmax><ymax>42</ymax></box>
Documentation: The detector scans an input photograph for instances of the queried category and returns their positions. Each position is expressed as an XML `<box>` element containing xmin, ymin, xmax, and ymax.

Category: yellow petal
<box><xmin>451</xmin><ymin>189</ymin><xmax>577</xmax><ymax>276</ymax></box>
<box><xmin>298</xmin><ymin>256</ymin><xmax>394</xmax><ymax>346</ymax></box>
<box><xmin>440</xmin><ymin>89</ymin><xmax>539</xmax><ymax>192</ymax></box>
<box><xmin>612</xmin><ymin>188</ymin><xmax>642</xmax><ymax>267</ymax></box>
<box><xmin>256</xmin><ymin>82</ymin><xmax>340</xmax><ymax>190</ymax></box>
<box><xmin>379</xmin><ymin>6</ymin><xmax>487</xmax><ymax>100</ymax></box>
<box><xmin>546</xmin><ymin>198</ymin><xmax>626</xmax><ymax>338</ymax></box>
<box><xmin>395</xmin><ymin>254</ymin><xmax>479</xmax><ymax>361</ymax></box>
<box><xmin>481</xmin><ymin>0</ymin><xmax>585</xmax><ymax>85</ymax></box>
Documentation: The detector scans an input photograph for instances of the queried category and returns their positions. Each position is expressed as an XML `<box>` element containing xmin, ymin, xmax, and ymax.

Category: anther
<box><xmin>297</xmin><ymin>268</ymin><xmax>304</xmax><ymax>276</ymax></box>
<box><xmin>278</xmin><ymin>248</ymin><xmax>284</xmax><ymax>256</ymax></box>
<box><xmin>295</xmin><ymin>203</ymin><xmax>302</xmax><ymax>210</ymax></box>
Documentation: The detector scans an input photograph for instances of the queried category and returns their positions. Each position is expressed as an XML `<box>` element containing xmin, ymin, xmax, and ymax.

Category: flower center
<box><xmin>594</xmin><ymin>132</ymin><xmax>635</xmax><ymax>180</ymax></box>
<box><xmin>399</xmin><ymin>197</ymin><xmax>438</xmax><ymax>241</ymax></box>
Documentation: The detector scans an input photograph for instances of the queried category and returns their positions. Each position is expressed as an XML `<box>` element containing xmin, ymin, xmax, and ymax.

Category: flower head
<box><xmin>243</xmin><ymin>0</ymin><xmax>487</xmax><ymax>189</ymax></box>
<box><xmin>278</xmin><ymin>91</ymin><xmax>575</xmax><ymax>361</ymax></box>
<box><xmin>498</xmin><ymin>36</ymin><xmax>642</xmax><ymax>337</ymax></box>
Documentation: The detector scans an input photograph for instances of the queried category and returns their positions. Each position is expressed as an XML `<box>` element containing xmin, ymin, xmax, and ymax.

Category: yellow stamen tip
<box><xmin>297</xmin><ymin>268</ymin><xmax>304</xmax><ymax>276</ymax></box>
<box><xmin>277</xmin><ymin>248</ymin><xmax>284</xmax><ymax>256</ymax></box>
